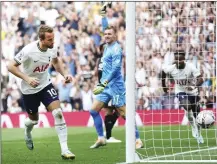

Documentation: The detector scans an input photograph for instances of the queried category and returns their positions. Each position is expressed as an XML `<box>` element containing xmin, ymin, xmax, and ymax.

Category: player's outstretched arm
<box><xmin>100</xmin><ymin>2</ymin><xmax>111</xmax><ymax>17</ymax></box>
<box><xmin>102</xmin><ymin>17</ymin><xmax>108</xmax><ymax>33</ymax></box>
<box><xmin>161</xmin><ymin>70</ymin><xmax>168</xmax><ymax>93</ymax></box>
<box><xmin>52</xmin><ymin>57</ymin><xmax>73</xmax><ymax>83</ymax></box>
<box><xmin>101</xmin><ymin>2</ymin><xmax>110</xmax><ymax>33</ymax></box>
<box><xmin>8</xmin><ymin>60</ymin><xmax>40</xmax><ymax>88</ymax></box>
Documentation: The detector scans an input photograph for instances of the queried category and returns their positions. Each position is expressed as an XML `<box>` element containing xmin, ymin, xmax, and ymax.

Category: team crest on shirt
<box><xmin>114</xmin><ymin>46</ymin><xmax>120</xmax><ymax>55</ymax></box>
<box><xmin>115</xmin><ymin>59</ymin><xmax>121</xmax><ymax>64</ymax></box>
<box><xmin>16</xmin><ymin>51</ymin><xmax>24</xmax><ymax>61</ymax></box>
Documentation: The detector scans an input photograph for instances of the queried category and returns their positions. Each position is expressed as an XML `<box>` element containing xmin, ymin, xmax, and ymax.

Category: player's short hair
<box><xmin>38</xmin><ymin>25</ymin><xmax>53</xmax><ymax>40</ymax></box>
<box><xmin>104</xmin><ymin>26</ymin><xmax>117</xmax><ymax>34</ymax></box>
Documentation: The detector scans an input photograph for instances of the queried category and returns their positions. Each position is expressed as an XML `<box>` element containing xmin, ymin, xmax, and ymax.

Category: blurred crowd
<box><xmin>136</xmin><ymin>2</ymin><xmax>216</xmax><ymax>110</ymax></box>
<box><xmin>1</xmin><ymin>2</ymin><xmax>125</xmax><ymax>113</ymax></box>
<box><xmin>1</xmin><ymin>2</ymin><xmax>216</xmax><ymax>113</ymax></box>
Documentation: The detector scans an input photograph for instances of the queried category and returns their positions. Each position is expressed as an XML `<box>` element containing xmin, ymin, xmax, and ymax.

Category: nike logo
<box><xmin>59</xmin><ymin>127</ymin><xmax>66</xmax><ymax>130</ymax></box>
<box><xmin>34</xmin><ymin>60</ymin><xmax>39</xmax><ymax>63</ymax></box>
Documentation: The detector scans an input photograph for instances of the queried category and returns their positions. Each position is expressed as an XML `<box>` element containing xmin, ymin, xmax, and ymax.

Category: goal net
<box><xmin>125</xmin><ymin>1</ymin><xmax>217</xmax><ymax>163</ymax></box>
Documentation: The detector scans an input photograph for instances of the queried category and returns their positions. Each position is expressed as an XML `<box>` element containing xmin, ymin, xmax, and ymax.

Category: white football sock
<box><xmin>186</xmin><ymin>110</ymin><xmax>197</xmax><ymax>127</ymax></box>
<box><xmin>186</xmin><ymin>109</ymin><xmax>199</xmax><ymax>136</ymax></box>
<box><xmin>197</xmin><ymin>123</ymin><xmax>202</xmax><ymax>136</ymax></box>
<box><xmin>52</xmin><ymin>108</ymin><xmax>68</xmax><ymax>153</ymax></box>
<box><xmin>24</xmin><ymin>117</ymin><xmax>38</xmax><ymax>136</ymax></box>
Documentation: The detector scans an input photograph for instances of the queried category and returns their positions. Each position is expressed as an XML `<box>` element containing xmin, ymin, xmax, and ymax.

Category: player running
<box><xmin>8</xmin><ymin>25</ymin><xmax>75</xmax><ymax>159</ymax></box>
<box><xmin>162</xmin><ymin>51</ymin><xmax>204</xmax><ymax>144</ymax></box>
<box><xmin>89</xmin><ymin>2</ymin><xmax>143</xmax><ymax>149</ymax></box>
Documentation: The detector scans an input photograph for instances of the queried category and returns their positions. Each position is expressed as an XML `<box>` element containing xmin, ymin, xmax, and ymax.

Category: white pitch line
<box><xmin>144</xmin><ymin>146</ymin><xmax>217</xmax><ymax>160</ymax></box>
<box><xmin>139</xmin><ymin>160</ymin><xmax>217</xmax><ymax>163</ymax></box>
<box><xmin>2</xmin><ymin>141</ymin><xmax>95</xmax><ymax>144</ymax></box>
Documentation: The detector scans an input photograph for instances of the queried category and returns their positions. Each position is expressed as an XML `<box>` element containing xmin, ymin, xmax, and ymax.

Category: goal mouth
<box><xmin>137</xmin><ymin>145</ymin><xmax>217</xmax><ymax>162</ymax></box>
<box><xmin>135</xmin><ymin>124</ymin><xmax>217</xmax><ymax>161</ymax></box>
<box><xmin>125</xmin><ymin>1</ymin><xmax>217</xmax><ymax>163</ymax></box>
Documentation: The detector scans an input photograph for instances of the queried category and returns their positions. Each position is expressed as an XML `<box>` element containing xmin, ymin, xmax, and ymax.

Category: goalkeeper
<box><xmin>89</xmin><ymin>2</ymin><xmax>143</xmax><ymax>149</ymax></box>
<box><xmin>97</xmin><ymin>43</ymin><xmax>121</xmax><ymax>143</ymax></box>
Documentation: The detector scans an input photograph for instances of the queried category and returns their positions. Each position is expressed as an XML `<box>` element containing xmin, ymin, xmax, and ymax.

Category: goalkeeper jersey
<box><xmin>99</xmin><ymin>16</ymin><xmax>124</xmax><ymax>86</ymax></box>
<box><xmin>100</xmin><ymin>41</ymin><xmax>124</xmax><ymax>86</ymax></box>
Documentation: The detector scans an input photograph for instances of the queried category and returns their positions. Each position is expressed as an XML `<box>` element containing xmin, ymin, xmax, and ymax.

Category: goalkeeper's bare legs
<box><xmin>90</xmin><ymin>100</ymin><xmax>107</xmax><ymax>148</ymax></box>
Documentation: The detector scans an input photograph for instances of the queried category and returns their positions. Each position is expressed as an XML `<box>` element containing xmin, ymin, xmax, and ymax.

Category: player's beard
<box><xmin>47</xmin><ymin>44</ymin><xmax>54</xmax><ymax>49</ymax></box>
<box><xmin>106</xmin><ymin>38</ymin><xmax>115</xmax><ymax>45</ymax></box>
<box><xmin>105</xmin><ymin>39</ymin><xmax>111</xmax><ymax>44</ymax></box>
<box><xmin>105</xmin><ymin>36</ymin><xmax>114</xmax><ymax>44</ymax></box>
<box><xmin>177</xmin><ymin>63</ymin><xmax>185</xmax><ymax>69</ymax></box>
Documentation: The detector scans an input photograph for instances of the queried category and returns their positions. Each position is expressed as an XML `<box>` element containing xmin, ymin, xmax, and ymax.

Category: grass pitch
<box><xmin>2</xmin><ymin>126</ymin><xmax>217</xmax><ymax>164</ymax></box>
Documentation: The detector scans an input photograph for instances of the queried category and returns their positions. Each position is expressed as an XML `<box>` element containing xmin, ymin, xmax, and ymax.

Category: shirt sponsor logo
<box><xmin>33</xmin><ymin>64</ymin><xmax>49</xmax><ymax>73</ymax></box>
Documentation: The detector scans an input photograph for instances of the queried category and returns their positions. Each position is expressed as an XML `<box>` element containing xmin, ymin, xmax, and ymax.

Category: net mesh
<box><xmin>135</xmin><ymin>2</ymin><xmax>217</xmax><ymax>161</ymax></box>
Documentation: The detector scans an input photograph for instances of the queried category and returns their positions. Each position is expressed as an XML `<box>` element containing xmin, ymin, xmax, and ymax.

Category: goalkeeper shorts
<box><xmin>95</xmin><ymin>86</ymin><xmax>125</xmax><ymax>108</ymax></box>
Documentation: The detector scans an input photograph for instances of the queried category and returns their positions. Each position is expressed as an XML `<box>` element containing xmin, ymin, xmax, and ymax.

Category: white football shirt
<box><xmin>162</xmin><ymin>62</ymin><xmax>201</xmax><ymax>96</ymax></box>
<box><xmin>14</xmin><ymin>40</ymin><xmax>57</xmax><ymax>94</ymax></box>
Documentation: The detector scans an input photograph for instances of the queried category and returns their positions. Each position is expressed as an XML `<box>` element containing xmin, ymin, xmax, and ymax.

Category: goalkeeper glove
<box><xmin>93</xmin><ymin>81</ymin><xmax>108</xmax><ymax>95</ymax></box>
<box><xmin>100</xmin><ymin>2</ymin><xmax>112</xmax><ymax>16</ymax></box>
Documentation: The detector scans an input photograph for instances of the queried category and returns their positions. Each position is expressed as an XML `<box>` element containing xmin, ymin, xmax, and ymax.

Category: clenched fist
<box><xmin>64</xmin><ymin>75</ymin><xmax>74</xmax><ymax>83</ymax></box>
<box><xmin>27</xmin><ymin>77</ymin><xmax>40</xmax><ymax>88</ymax></box>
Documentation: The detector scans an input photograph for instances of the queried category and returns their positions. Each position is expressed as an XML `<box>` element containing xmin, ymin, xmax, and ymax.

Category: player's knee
<box><xmin>90</xmin><ymin>109</ymin><xmax>99</xmax><ymax>117</ymax></box>
<box><xmin>91</xmin><ymin>106</ymin><xmax>102</xmax><ymax>112</ymax></box>
<box><xmin>180</xmin><ymin>99</ymin><xmax>192</xmax><ymax>111</ymax></box>
<box><xmin>28</xmin><ymin>113</ymin><xmax>39</xmax><ymax>121</ymax></box>
<box><xmin>121</xmin><ymin>115</ymin><xmax>126</xmax><ymax>120</ymax></box>
<box><xmin>185</xmin><ymin>110</ymin><xmax>194</xmax><ymax>121</ymax></box>
<box><xmin>117</xmin><ymin>108</ymin><xmax>125</xmax><ymax>117</ymax></box>
<box><xmin>192</xmin><ymin>104</ymin><xmax>200</xmax><ymax>117</ymax></box>
<box><xmin>32</xmin><ymin>120</ymin><xmax>38</xmax><ymax>125</ymax></box>
<box><xmin>25</xmin><ymin>117</ymin><xmax>38</xmax><ymax>126</ymax></box>
<box><xmin>52</xmin><ymin>108</ymin><xmax>63</xmax><ymax>120</ymax></box>
<box><xmin>104</xmin><ymin>108</ymin><xmax>113</xmax><ymax>116</ymax></box>
<box><xmin>118</xmin><ymin>110</ymin><xmax>125</xmax><ymax>120</ymax></box>
<box><xmin>91</xmin><ymin>100</ymin><xmax>104</xmax><ymax>111</ymax></box>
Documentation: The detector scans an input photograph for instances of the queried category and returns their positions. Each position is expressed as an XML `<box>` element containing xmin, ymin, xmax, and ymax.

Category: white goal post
<box><xmin>126</xmin><ymin>2</ymin><xmax>136</xmax><ymax>163</ymax></box>
<box><xmin>125</xmin><ymin>1</ymin><xmax>217</xmax><ymax>163</ymax></box>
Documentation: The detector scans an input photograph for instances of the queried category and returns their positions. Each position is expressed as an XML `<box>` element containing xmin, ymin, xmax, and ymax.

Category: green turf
<box><xmin>2</xmin><ymin>126</ymin><xmax>217</xmax><ymax>164</ymax></box>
